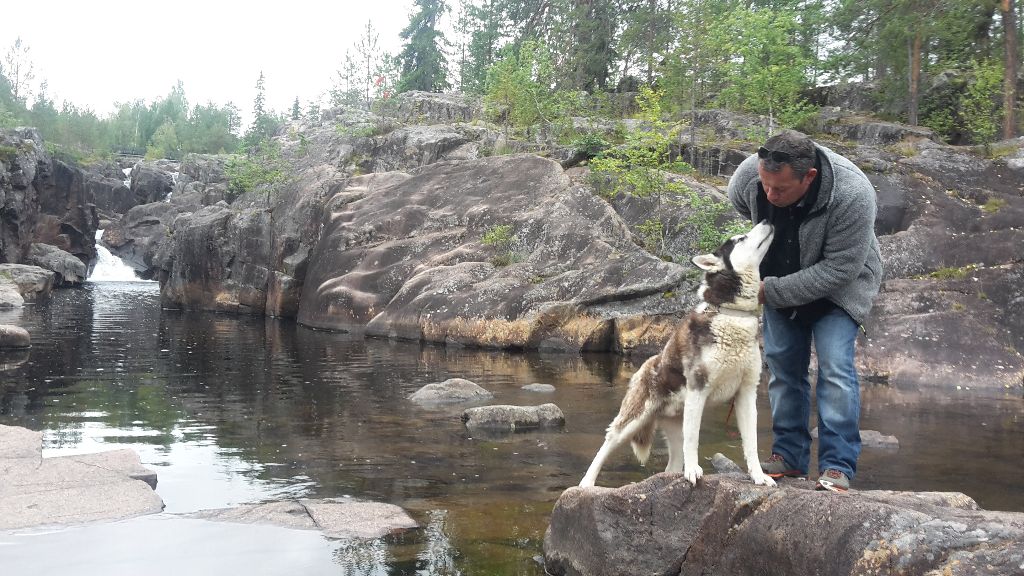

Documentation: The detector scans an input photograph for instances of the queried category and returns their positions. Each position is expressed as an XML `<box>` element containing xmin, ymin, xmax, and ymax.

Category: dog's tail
<box><xmin>630</xmin><ymin>419</ymin><xmax>657</xmax><ymax>466</ymax></box>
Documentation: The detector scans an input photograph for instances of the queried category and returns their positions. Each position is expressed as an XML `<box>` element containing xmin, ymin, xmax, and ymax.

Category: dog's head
<box><xmin>691</xmin><ymin>220</ymin><xmax>774</xmax><ymax>307</ymax></box>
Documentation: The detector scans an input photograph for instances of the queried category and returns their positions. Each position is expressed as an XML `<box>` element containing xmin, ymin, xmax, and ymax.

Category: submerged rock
<box><xmin>189</xmin><ymin>499</ymin><xmax>419</xmax><ymax>540</ymax></box>
<box><xmin>544</xmin><ymin>471</ymin><xmax>1024</xmax><ymax>576</ymax></box>
<box><xmin>409</xmin><ymin>378</ymin><xmax>493</xmax><ymax>406</ymax></box>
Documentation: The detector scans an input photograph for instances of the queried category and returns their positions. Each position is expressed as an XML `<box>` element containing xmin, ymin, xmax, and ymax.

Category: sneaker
<box><xmin>816</xmin><ymin>469</ymin><xmax>850</xmax><ymax>492</ymax></box>
<box><xmin>760</xmin><ymin>453</ymin><xmax>802</xmax><ymax>478</ymax></box>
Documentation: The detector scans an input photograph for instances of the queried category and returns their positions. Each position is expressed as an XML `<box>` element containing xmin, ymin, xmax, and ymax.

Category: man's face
<box><xmin>758</xmin><ymin>162</ymin><xmax>818</xmax><ymax>207</ymax></box>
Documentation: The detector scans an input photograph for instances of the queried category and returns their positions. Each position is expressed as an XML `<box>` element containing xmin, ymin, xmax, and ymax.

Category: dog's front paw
<box><xmin>683</xmin><ymin>465</ymin><xmax>703</xmax><ymax>485</ymax></box>
<box><xmin>750</xmin><ymin>472</ymin><xmax>777</xmax><ymax>487</ymax></box>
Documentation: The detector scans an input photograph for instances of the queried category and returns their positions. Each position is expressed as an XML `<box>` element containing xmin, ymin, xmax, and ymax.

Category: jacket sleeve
<box><xmin>727</xmin><ymin>154</ymin><xmax>758</xmax><ymax>222</ymax></box>
<box><xmin>763</xmin><ymin>171</ymin><xmax>877</xmax><ymax>308</ymax></box>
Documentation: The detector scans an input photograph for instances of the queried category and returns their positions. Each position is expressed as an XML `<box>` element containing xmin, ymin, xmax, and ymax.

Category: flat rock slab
<box><xmin>190</xmin><ymin>499</ymin><xmax>419</xmax><ymax>539</ymax></box>
<box><xmin>0</xmin><ymin>424</ymin><xmax>163</xmax><ymax>531</ymax></box>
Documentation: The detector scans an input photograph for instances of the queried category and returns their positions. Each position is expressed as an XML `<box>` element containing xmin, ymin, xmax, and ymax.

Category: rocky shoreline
<box><xmin>3</xmin><ymin>92</ymin><xmax>1023</xmax><ymax>397</ymax></box>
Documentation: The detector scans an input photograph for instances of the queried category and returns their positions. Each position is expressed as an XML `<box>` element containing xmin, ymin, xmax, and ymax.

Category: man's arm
<box><xmin>727</xmin><ymin>155</ymin><xmax>758</xmax><ymax>222</ymax></box>
<box><xmin>762</xmin><ymin>181</ymin><xmax>876</xmax><ymax>308</ymax></box>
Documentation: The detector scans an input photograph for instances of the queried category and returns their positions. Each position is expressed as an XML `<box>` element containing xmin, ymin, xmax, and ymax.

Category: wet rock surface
<box><xmin>0</xmin><ymin>324</ymin><xmax>31</xmax><ymax>348</ymax></box>
<box><xmin>462</xmin><ymin>403</ymin><xmax>566</xmax><ymax>431</ymax></box>
<box><xmin>188</xmin><ymin>499</ymin><xmax>419</xmax><ymax>540</ymax></box>
<box><xmin>0</xmin><ymin>424</ymin><xmax>163</xmax><ymax>530</ymax></box>
<box><xmin>408</xmin><ymin>377</ymin><xmax>494</xmax><ymax>406</ymax></box>
<box><xmin>544</xmin><ymin>462</ymin><xmax>1024</xmax><ymax>576</ymax></box>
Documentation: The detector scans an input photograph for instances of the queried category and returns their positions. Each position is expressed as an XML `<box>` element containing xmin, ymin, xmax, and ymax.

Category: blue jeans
<box><xmin>763</xmin><ymin>305</ymin><xmax>862</xmax><ymax>479</ymax></box>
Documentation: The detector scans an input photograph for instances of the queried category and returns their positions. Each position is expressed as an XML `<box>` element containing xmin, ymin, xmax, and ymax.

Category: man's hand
<box><xmin>758</xmin><ymin>281</ymin><xmax>765</xmax><ymax>305</ymax></box>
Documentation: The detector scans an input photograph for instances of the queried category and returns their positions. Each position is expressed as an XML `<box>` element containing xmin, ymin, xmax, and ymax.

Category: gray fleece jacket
<box><xmin>727</xmin><ymin>143</ymin><xmax>883</xmax><ymax>326</ymax></box>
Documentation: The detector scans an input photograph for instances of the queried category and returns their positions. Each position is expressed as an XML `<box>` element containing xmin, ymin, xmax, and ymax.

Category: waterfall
<box><xmin>88</xmin><ymin>230</ymin><xmax>152</xmax><ymax>282</ymax></box>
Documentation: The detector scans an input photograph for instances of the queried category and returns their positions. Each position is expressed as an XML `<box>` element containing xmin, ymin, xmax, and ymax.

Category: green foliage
<box><xmin>146</xmin><ymin>120</ymin><xmax>181</xmax><ymax>160</ymax></box>
<box><xmin>981</xmin><ymin>198</ymin><xmax>1007</xmax><ymax>213</ymax></box>
<box><xmin>709</xmin><ymin>7</ymin><xmax>817</xmax><ymax>132</ymax></box>
<box><xmin>457</xmin><ymin>0</ymin><xmax>502</xmax><ymax>94</ymax></box>
<box><xmin>587</xmin><ymin>86</ymin><xmax>687</xmax><ymax>199</ymax></box>
<box><xmin>396</xmin><ymin>0</ymin><xmax>450</xmax><ymax>93</ymax></box>
<box><xmin>635</xmin><ymin>218</ymin><xmax>665</xmax><ymax>254</ymax></box>
<box><xmin>923</xmin><ymin>264</ymin><xmax>977</xmax><ymax>280</ymax></box>
<box><xmin>482</xmin><ymin>223</ymin><xmax>518</xmax><ymax>266</ymax></box>
<box><xmin>570</xmin><ymin>133</ymin><xmax>611</xmax><ymax>157</ymax></box>
<box><xmin>961</xmin><ymin>59</ymin><xmax>1004</xmax><ymax>148</ymax></box>
<box><xmin>224</xmin><ymin>140</ymin><xmax>288</xmax><ymax>203</ymax></box>
<box><xmin>675</xmin><ymin>187</ymin><xmax>749</xmax><ymax>253</ymax></box>
<box><xmin>483</xmin><ymin>40</ymin><xmax>556</xmax><ymax>134</ymax></box>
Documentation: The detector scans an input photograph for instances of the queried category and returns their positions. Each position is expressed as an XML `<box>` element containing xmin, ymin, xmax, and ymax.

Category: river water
<box><xmin>0</xmin><ymin>282</ymin><xmax>1021</xmax><ymax>575</ymax></box>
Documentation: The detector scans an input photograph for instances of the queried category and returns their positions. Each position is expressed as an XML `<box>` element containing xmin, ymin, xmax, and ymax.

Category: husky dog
<box><xmin>580</xmin><ymin>220</ymin><xmax>776</xmax><ymax>488</ymax></box>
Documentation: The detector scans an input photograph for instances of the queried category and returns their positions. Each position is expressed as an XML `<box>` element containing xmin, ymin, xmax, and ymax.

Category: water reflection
<box><xmin>0</xmin><ymin>283</ymin><xmax>1022</xmax><ymax>575</ymax></box>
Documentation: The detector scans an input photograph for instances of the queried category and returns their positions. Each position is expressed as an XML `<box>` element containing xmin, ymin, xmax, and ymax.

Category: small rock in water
<box><xmin>522</xmin><ymin>383</ymin><xmax>556</xmax><ymax>393</ymax></box>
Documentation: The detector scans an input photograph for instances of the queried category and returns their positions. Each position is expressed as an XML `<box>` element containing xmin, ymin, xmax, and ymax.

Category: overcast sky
<box><xmin>0</xmin><ymin>1</ymin><xmax>412</xmax><ymax>122</ymax></box>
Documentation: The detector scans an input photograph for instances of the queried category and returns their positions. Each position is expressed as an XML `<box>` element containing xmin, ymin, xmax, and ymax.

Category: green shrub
<box><xmin>482</xmin><ymin>224</ymin><xmax>518</xmax><ymax>267</ymax></box>
<box><xmin>224</xmin><ymin>140</ymin><xmax>288</xmax><ymax>203</ymax></box>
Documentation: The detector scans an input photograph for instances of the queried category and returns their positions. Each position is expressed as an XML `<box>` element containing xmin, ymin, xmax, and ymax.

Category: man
<box><xmin>727</xmin><ymin>130</ymin><xmax>883</xmax><ymax>492</ymax></box>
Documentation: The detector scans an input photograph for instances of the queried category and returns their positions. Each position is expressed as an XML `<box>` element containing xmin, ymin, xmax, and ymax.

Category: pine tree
<box><xmin>243</xmin><ymin>71</ymin><xmax>280</xmax><ymax>153</ymax></box>
<box><xmin>291</xmin><ymin>97</ymin><xmax>301</xmax><ymax>120</ymax></box>
<box><xmin>2</xmin><ymin>37</ymin><xmax>36</xmax><ymax>103</ymax></box>
<box><xmin>396</xmin><ymin>0</ymin><xmax>451</xmax><ymax>92</ymax></box>
<box><xmin>456</xmin><ymin>0</ymin><xmax>502</xmax><ymax>94</ymax></box>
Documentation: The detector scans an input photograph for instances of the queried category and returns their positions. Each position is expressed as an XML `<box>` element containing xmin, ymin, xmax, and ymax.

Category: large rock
<box><xmin>0</xmin><ymin>324</ymin><xmax>30</xmax><ymax>348</ymax></box>
<box><xmin>409</xmin><ymin>378</ymin><xmax>493</xmax><ymax>406</ymax></box>
<box><xmin>462</xmin><ymin>403</ymin><xmax>565</xmax><ymax>431</ymax></box>
<box><xmin>368</xmin><ymin>125</ymin><xmax>469</xmax><ymax>173</ymax></box>
<box><xmin>297</xmin><ymin>154</ymin><xmax>687</xmax><ymax>353</ymax></box>
<box><xmin>544</xmin><ymin>472</ymin><xmax>1024</xmax><ymax>576</ymax></box>
<box><xmin>26</xmin><ymin>243</ymin><xmax>87</xmax><ymax>286</ymax></box>
<box><xmin>101</xmin><ymin>202</ymin><xmax>184</xmax><ymax>275</ymax></box>
<box><xmin>86</xmin><ymin>172</ymin><xmax>134</xmax><ymax>215</ymax></box>
<box><xmin>1</xmin><ymin>128</ymin><xmax>100</xmax><ymax>265</ymax></box>
<box><xmin>385</xmin><ymin>91</ymin><xmax>482</xmax><ymax>124</ymax></box>
<box><xmin>0</xmin><ymin>263</ymin><xmax>55</xmax><ymax>303</ymax></box>
<box><xmin>129</xmin><ymin>161</ymin><xmax>176</xmax><ymax>204</ymax></box>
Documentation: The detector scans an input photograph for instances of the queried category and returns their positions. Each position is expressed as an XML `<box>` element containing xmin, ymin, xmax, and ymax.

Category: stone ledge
<box><xmin>0</xmin><ymin>424</ymin><xmax>163</xmax><ymax>531</ymax></box>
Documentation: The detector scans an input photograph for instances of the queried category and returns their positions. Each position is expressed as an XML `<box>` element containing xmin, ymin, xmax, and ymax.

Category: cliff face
<box><xmin>0</xmin><ymin>128</ymin><xmax>100</xmax><ymax>277</ymax></box>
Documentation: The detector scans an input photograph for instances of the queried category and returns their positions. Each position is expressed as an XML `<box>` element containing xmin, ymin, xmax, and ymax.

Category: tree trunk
<box><xmin>909</xmin><ymin>31</ymin><xmax>922</xmax><ymax>126</ymax></box>
<box><xmin>1003</xmin><ymin>0</ymin><xmax>1019</xmax><ymax>138</ymax></box>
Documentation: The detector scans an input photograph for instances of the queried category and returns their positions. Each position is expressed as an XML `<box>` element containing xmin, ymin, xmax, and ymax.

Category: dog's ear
<box><xmin>691</xmin><ymin>254</ymin><xmax>722</xmax><ymax>271</ymax></box>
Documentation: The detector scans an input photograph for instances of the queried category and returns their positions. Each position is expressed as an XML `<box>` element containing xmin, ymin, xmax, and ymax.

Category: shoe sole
<box><xmin>766</xmin><ymin>470</ymin><xmax>802</xmax><ymax>479</ymax></box>
<box><xmin>816</xmin><ymin>480</ymin><xmax>849</xmax><ymax>493</ymax></box>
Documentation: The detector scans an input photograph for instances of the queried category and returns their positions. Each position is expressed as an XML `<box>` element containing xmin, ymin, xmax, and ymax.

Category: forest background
<box><xmin>0</xmin><ymin>0</ymin><xmax>1020</xmax><ymax>164</ymax></box>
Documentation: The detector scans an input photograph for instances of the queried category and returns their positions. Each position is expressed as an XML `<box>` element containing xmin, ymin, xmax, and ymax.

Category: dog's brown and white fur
<box><xmin>580</xmin><ymin>220</ymin><xmax>776</xmax><ymax>488</ymax></box>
